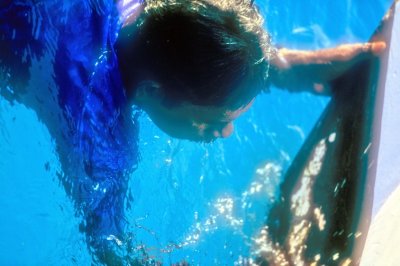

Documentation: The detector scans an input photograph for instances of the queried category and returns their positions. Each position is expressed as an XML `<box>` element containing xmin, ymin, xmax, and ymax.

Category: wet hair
<box><xmin>115</xmin><ymin>0</ymin><xmax>275</xmax><ymax>109</ymax></box>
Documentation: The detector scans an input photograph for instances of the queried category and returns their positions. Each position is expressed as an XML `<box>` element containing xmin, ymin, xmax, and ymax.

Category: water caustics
<box><xmin>0</xmin><ymin>0</ymin><xmax>394</xmax><ymax>265</ymax></box>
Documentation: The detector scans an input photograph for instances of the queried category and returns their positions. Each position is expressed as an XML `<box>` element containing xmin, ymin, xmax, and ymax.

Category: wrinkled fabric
<box><xmin>0</xmin><ymin>0</ymin><xmax>143</xmax><ymax>260</ymax></box>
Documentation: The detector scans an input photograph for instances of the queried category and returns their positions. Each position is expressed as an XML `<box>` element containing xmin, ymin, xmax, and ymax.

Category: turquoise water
<box><xmin>0</xmin><ymin>0</ymin><xmax>391</xmax><ymax>265</ymax></box>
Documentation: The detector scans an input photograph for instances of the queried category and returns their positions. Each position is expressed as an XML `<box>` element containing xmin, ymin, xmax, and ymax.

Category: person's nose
<box><xmin>213</xmin><ymin>122</ymin><xmax>234</xmax><ymax>138</ymax></box>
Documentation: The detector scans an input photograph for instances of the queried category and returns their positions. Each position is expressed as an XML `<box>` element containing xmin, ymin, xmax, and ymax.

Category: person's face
<box><xmin>134</xmin><ymin>84</ymin><xmax>254</xmax><ymax>142</ymax></box>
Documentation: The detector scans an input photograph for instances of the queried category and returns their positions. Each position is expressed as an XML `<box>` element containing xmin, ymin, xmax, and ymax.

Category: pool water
<box><xmin>0</xmin><ymin>0</ymin><xmax>391</xmax><ymax>265</ymax></box>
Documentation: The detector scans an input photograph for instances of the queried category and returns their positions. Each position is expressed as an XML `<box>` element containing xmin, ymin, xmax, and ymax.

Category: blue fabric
<box><xmin>0</xmin><ymin>0</ymin><xmax>141</xmax><ymax>259</ymax></box>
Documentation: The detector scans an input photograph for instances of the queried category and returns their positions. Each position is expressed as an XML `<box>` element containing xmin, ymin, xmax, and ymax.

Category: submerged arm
<box><xmin>269</xmin><ymin>42</ymin><xmax>386</xmax><ymax>95</ymax></box>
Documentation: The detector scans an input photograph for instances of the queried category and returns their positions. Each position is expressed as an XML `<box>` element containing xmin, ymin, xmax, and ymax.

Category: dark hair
<box><xmin>115</xmin><ymin>0</ymin><xmax>274</xmax><ymax>109</ymax></box>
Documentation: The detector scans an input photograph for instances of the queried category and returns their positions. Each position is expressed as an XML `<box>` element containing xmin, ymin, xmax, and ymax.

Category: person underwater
<box><xmin>116</xmin><ymin>0</ymin><xmax>385</xmax><ymax>143</ymax></box>
<box><xmin>0</xmin><ymin>0</ymin><xmax>386</xmax><ymax>264</ymax></box>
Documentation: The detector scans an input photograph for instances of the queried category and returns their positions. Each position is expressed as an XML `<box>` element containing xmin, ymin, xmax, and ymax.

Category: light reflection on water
<box><xmin>0</xmin><ymin>0</ymin><xmax>392</xmax><ymax>264</ymax></box>
<box><xmin>126</xmin><ymin>161</ymin><xmax>281</xmax><ymax>263</ymax></box>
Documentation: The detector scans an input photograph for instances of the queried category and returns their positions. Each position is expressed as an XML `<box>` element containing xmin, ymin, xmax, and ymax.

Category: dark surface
<box><xmin>262</xmin><ymin>4</ymin><xmax>395</xmax><ymax>265</ymax></box>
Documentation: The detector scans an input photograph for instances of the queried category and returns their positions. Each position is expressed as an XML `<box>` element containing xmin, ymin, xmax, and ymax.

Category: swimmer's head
<box><xmin>116</xmin><ymin>0</ymin><xmax>274</xmax><ymax>141</ymax></box>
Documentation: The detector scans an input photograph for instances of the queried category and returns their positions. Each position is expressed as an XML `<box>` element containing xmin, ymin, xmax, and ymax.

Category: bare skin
<box><xmin>133</xmin><ymin>82</ymin><xmax>254</xmax><ymax>142</ymax></box>
<box><xmin>133</xmin><ymin>42</ymin><xmax>386</xmax><ymax>142</ymax></box>
<box><xmin>270</xmin><ymin>42</ymin><xmax>386</xmax><ymax>94</ymax></box>
<box><xmin>119</xmin><ymin>2</ymin><xmax>386</xmax><ymax>142</ymax></box>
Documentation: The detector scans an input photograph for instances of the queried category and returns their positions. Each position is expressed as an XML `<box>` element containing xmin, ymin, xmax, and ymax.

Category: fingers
<box><xmin>370</xmin><ymin>41</ymin><xmax>387</xmax><ymax>55</ymax></box>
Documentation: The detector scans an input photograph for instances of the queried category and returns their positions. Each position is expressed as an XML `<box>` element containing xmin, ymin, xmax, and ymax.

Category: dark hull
<box><xmin>259</xmin><ymin>3</ymin><xmax>397</xmax><ymax>265</ymax></box>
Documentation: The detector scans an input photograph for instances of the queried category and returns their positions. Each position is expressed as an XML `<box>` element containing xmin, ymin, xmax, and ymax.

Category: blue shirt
<box><xmin>1</xmin><ymin>0</ymin><xmax>142</xmax><ymax>257</ymax></box>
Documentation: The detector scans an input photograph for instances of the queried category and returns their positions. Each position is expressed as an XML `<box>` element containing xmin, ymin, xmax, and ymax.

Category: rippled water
<box><xmin>0</xmin><ymin>0</ymin><xmax>391</xmax><ymax>265</ymax></box>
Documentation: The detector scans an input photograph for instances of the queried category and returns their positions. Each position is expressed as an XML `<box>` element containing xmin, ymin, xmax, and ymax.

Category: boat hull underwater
<box><xmin>257</xmin><ymin>2</ymin><xmax>398</xmax><ymax>265</ymax></box>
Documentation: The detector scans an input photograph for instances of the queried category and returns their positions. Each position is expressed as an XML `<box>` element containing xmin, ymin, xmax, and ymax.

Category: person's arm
<box><xmin>269</xmin><ymin>42</ymin><xmax>386</xmax><ymax>95</ymax></box>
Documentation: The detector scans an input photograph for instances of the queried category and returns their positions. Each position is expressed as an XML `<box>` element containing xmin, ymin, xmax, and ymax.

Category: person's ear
<box><xmin>134</xmin><ymin>80</ymin><xmax>163</xmax><ymax>102</ymax></box>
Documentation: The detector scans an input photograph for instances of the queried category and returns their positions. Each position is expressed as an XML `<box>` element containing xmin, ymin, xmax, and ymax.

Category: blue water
<box><xmin>0</xmin><ymin>0</ymin><xmax>391</xmax><ymax>265</ymax></box>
